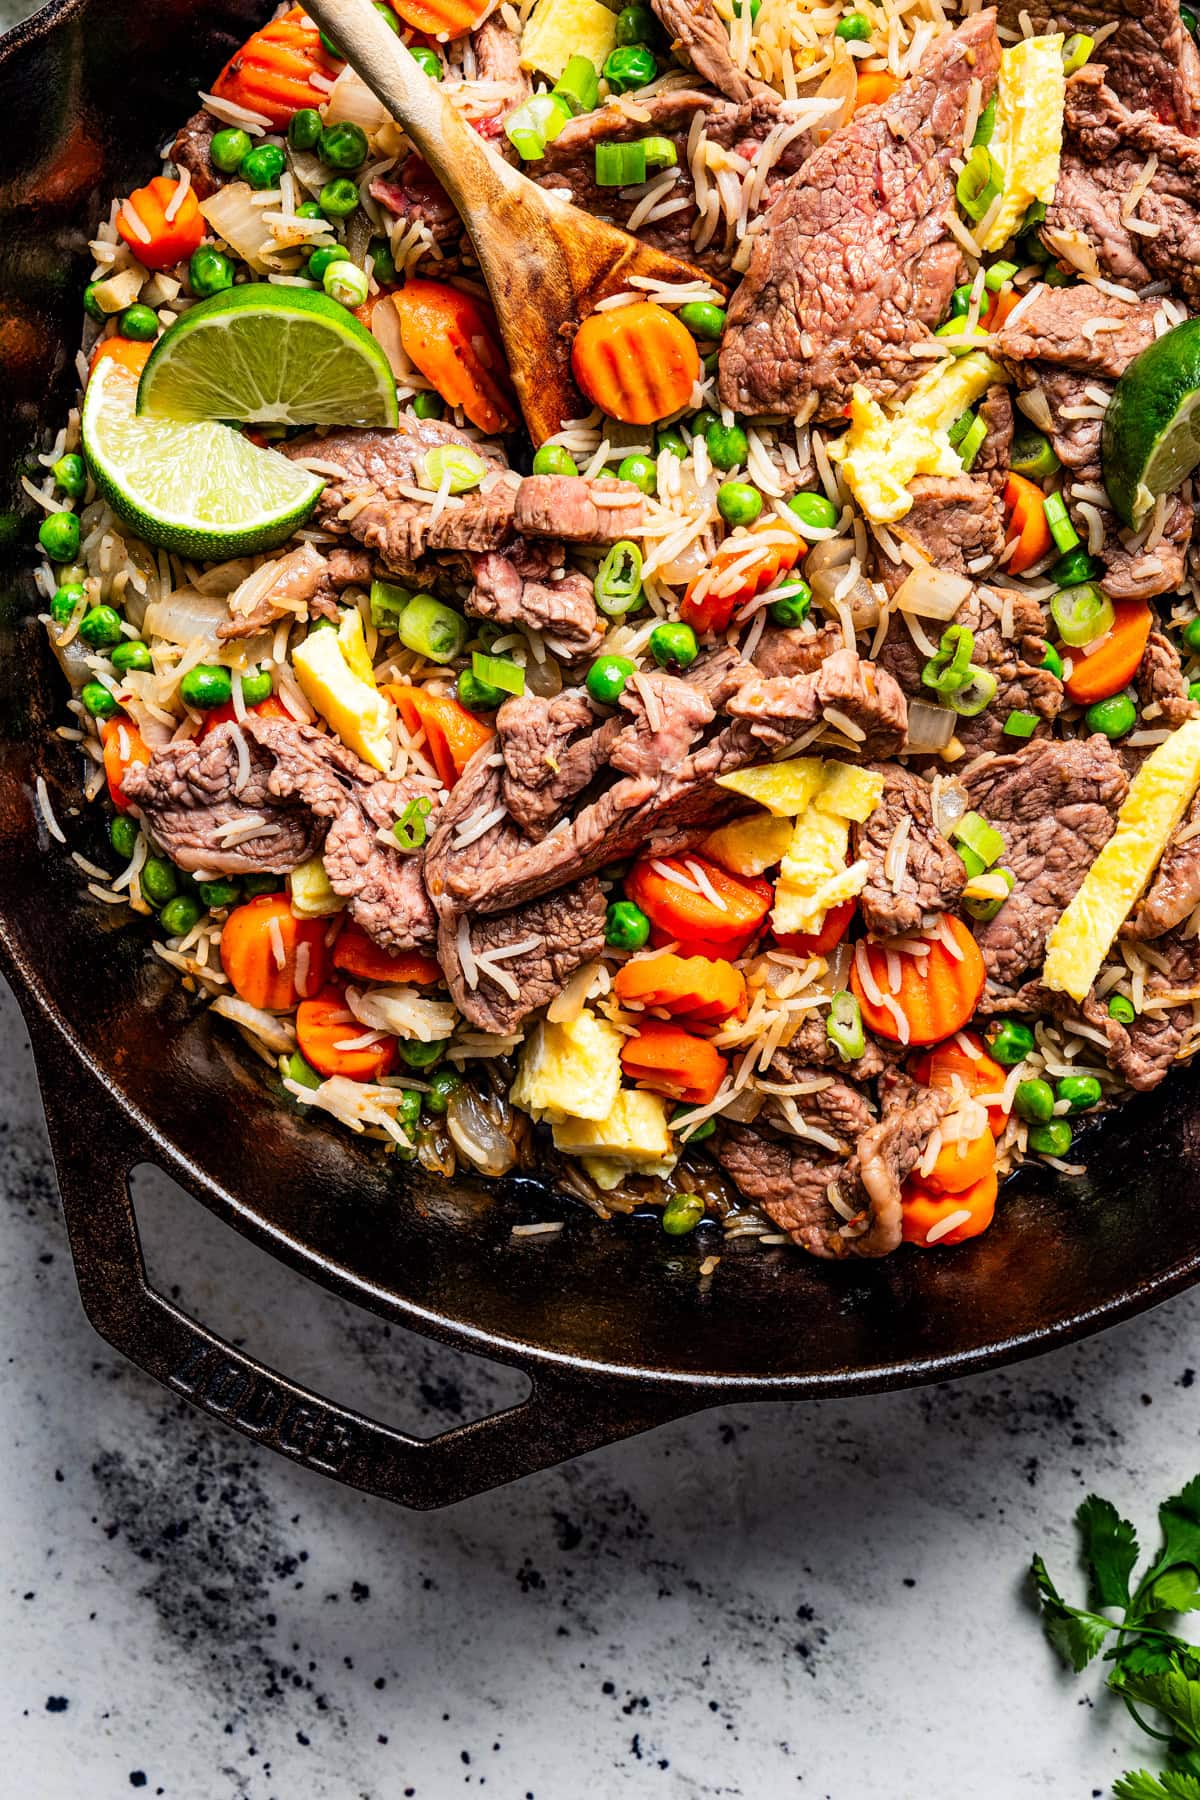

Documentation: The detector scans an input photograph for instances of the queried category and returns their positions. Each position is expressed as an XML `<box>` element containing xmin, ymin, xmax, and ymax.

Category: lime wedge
<box><xmin>82</xmin><ymin>355</ymin><xmax>325</xmax><ymax>558</ymax></box>
<box><xmin>1102</xmin><ymin>318</ymin><xmax>1200</xmax><ymax>529</ymax></box>
<box><xmin>137</xmin><ymin>283</ymin><xmax>399</xmax><ymax>430</ymax></box>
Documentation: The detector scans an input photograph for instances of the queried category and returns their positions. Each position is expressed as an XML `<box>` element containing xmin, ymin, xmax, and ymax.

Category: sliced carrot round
<box><xmin>625</xmin><ymin>856</ymin><xmax>772</xmax><ymax>959</ymax></box>
<box><xmin>1063</xmin><ymin>598</ymin><xmax>1153</xmax><ymax>705</ymax></box>
<box><xmin>571</xmin><ymin>302</ymin><xmax>700</xmax><ymax>425</ymax></box>
<box><xmin>620</xmin><ymin>1020</ymin><xmax>728</xmax><ymax>1105</ymax></box>
<box><xmin>101</xmin><ymin>716</ymin><xmax>152</xmax><ymax>813</ymax></box>
<box><xmin>918</xmin><ymin>1126</ymin><xmax>996</xmax><ymax>1197</ymax></box>
<box><xmin>901</xmin><ymin>1169</ymin><xmax>998</xmax><ymax>1247</ymax></box>
<box><xmin>613</xmin><ymin>952</ymin><xmax>747</xmax><ymax>1025</ymax></box>
<box><xmin>219</xmin><ymin>894</ymin><xmax>329</xmax><ymax>1012</ymax></box>
<box><xmin>849</xmin><ymin>916</ymin><xmax>985</xmax><ymax>1048</ymax></box>
<box><xmin>297</xmin><ymin>984</ymin><xmax>397</xmax><ymax>1082</ymax></box>
<box><xmin>391</xmin><ymin>280</ymin><xmax>516</xmax><ymax>435</ymax></box>
<box><xmin>332</xmin><ymin>919</ymin><xmax>443</xmax><ymax>986</ymax></box>
<box><xmin>117</xmin><ymin>176</ymin><xmax>204</xmax><ymax>271</ymax></box>
<box><xmin>908</xmin><ymin>1032</ymin><xmax>1009</xmax><ymax>1136</ymax></box>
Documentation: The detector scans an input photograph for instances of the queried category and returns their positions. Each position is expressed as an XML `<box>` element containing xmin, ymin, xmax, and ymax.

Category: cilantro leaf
<box><xmin>1148</xmin><ymin>1569</ymin><xmax>1200</xmax><ymax>1617</ymax></box>
<box><xmin>1110</xmin><ymin>1663</ymin><xmax>1200</xmax><ymax>1749</ymax></box>
<box><xmin>1113</xmin><ymin>1773</ymin><xmax>1200</xmax><ymax>1800</ymax></box>
<box><xmin>1031</xmin><ymin>1554</ymin><xmax>1113</xmax><ymax>1671</ymax></box>
<box><xmin>1134</xmin><ymin>1481</ymin><xmax>1200</xmax><ymax>1617</ymax></box>
<box><xmin>1078</xmin><ymin>1494</ymin><xmax>1140</xmax><ymax>1610</ymax></box>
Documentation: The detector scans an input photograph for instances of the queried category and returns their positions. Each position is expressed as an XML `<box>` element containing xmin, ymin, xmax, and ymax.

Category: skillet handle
<box><xmin>27</xmin><ymin>1023</ymin><xmax>695</xmax><ymax>1509</ymax></box>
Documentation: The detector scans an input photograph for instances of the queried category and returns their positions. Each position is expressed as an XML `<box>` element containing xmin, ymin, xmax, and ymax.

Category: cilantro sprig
<box><xmin>1033</xmin><ymin>1477</ymin><xmax>1200</xmax><ymax>1797</ymax></box>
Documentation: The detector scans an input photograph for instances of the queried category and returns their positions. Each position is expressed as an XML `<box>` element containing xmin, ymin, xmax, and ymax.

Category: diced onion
<box><xmin>893</xmin><ymin>564</ymin><xmax>973</xmax><ymax>621</ymax></box>
<box><xmin>446</xmin><ymin>1085</ymin><xmax>519</xmax><ymax>1178</ymax></box>
<box><xmin>89</xmin><ymin>265</ymin><xmax>146</xmax><ymax>314</ymax></box>
<box><xmin>322</xmin><ymin>66</ymin><xmax>391</xmax><ymax>136</ymax></box>
<box><xmin>199</xmin><ymin>182</ymin><xmax>272</xmax><ymax>272</ymax></box>
<box><xmin>931</xmin><ymin>774</ymin><xmax>970</xmax><ymax>839</ymax></box>
<box><xmin>904</xmin><ymin>701</ymin><xmax>957</xmax><ymax>753</ymax></box>
<box><xmin>815</xmin><ymin>42</ymin><xmax>857</xmax><ymax>139</ymax></box>
<box><xmin>369</xmin><ymin>294</ymin><xmax>413</xmax><ymax>381</ymax></box>
<box><xmin>523</xmin><ymin>653</ymin><xmax>563</xmax><ymax>698</ymax></box>
<box><xmin>143</xmin><ymin>588</ymin><xmax>231</xmax><ymax>645</ymax></box>
<box><xmin>1016</xmin><ymin>386</ymin><xmax>1055</xmax><ymax>434</ymax></box>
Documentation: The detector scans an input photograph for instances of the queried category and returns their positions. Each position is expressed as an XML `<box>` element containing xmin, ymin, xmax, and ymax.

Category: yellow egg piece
<box><xmin>814</xmin><ymin>762</ymin><xmax>884</xmax><ymax>824</ymax></box>
<box><xmin>288</xmin><ymin>855</ymin><xmax>345</xmax><ymax>917</ymax></box>
<box><xmin>519</xmin><ymin>0</ymin><xmax>617</xmax><ymax>79</ymax></box>
<box><xmin>291</xmin><ymin>625</ymin><xmax>395</xmax><ymax>773</ymax></box>
<box><xmin>552</xmin><ymin>1088</ymin><xmax>674</xmax><ymax>1165</ymax></box>
<box><xmin>978</xmin><ymin>36</ymin><xmax>1065</xmax><ymax>252</ymax></box>
<box><xmin>771</xmin><ymin>810</ymin><xmax>867</xmax><ymax>936</ymax></box>
<box><xmin>337</xmin><ymin>606</ymin><xmax>376</xmax><ymax>689</ymax></box>
<box><xmin>1044</xmin><ymin>719</ymin><xmax>1200</xmax><ymax>1001</ymax></box>
<box><xmin>510</xmin><ymin>1009</ymin><xmax>624</xmax><ymax>1125</ymax></box>
<box><xmin>701</xmin><ymin>812</ymin><xmax>795</xmax><ymax>876</ymax></box>
<box><xmin>716</xmin><ymin>756</ymin><xmax>826</xmax><ymax>817</ymax></box>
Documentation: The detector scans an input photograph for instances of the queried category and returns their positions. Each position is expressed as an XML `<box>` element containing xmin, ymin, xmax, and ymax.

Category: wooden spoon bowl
<box><xmin>304</xmin><ymin>0</ymin><xmax>719</xmax><ymax>442</ymax></box>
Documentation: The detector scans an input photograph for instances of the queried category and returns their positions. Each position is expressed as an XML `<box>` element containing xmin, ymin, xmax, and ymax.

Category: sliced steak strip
<box><xmin>171</xmin><ymin>109</ymin><xmax>225</xmax><ymax>200</ymax></box>
<box><xmin>217</xmin><ymin>543</ymin><xmax>333</xmax><ymax>641</ymax></box>
<box><xmin>994</xmin><ymin>0</ymin><xmax>1200</xmax><ymax>134</ymax></box>
<box><xmin>768</xmin><ymin>1020</ymin><xmax>900</xmax><ymax>1084</ymax></box>
<box><xmin>726</xmin><ymin>648</ymin><xmax>908</xmax><ymax>757</ymax></box>
<box><xmin>321</xmin><ymin>774</ymin><xmax>440</xmax><ymax>952</ymax></box>
<box><xmin>852</xmin><ymin>764</ymin><xmax>965</xmax><ymax>937</ymax></box>
<box><xmin>1124</xmin><ymin>789</ymin><xmax>1200</xmax><ymax>940</ymax></box>
<box><xmin>1081</xmin><ymin>930</ymin><xmax>1200</xmax><ymax>1090</ymax></box>
<box><xmin>120</xmin><ymin>725</ymin><xmax>323</xmax><ymax>877</ymax></box>
<box><xmin>497</xmin><ymin>690</ymin><xmax>619</xmax><ymax>837</ymax></box>
<box><xmin>369</xmin><ymin>157</ymin><xmax>462</xmax><ymax>247</ymax></box>
<box><xmin>834</xmin><ymin>1071</ymin><xmax>951</xmax><ymax>1258</ymax></box>
<box><xmin>469</xmin><ymin>550</ymin><xmax>602</xmax><ymax>659</ymax></box>
<box><xmin>963</xmin><ymin>734</ymin><xmax>1128</xmax><ymax>987</ymax></box>
<box><xmin>471</xmin><ymin>13</ymin><xmax>532</xmax><ymax>117</ymax></box>
<box><xmin>750</xmin><ymin>623</ymin><xmax>843</xmax><ymax>678</ymax></box>
<box><xmin>438</xmin><ymin>880</ymin><xmax>606</xmax><ymax>1034</ymax></box>
<box><xmin>1101</xmin><ymin>499</ymin><xmax>1194</xmax><ymax>603</ymax></box>
<box><xmin>512</xmin><ymin>474</ymin><xmax>646</xmax><ymax>544</ymax></box>
<box><xmin>609</xmin><ymin>670</ymin><xmax>716</xmax><ymax>778</ymax></box>
<box><xmin>718</xmin><ymin>12</ymin><xmax>998</xmax><ymax>421</ymax></box>
<box><xmin>993</xmin><ymin>280</ymin><xmax>1161</xmax><ymax>378</ymax></box>
<box><xmin>871</xmin><ymin>475</ymin><xmax>1005</xmax><ymax>595</ymax></box>
<box><xmin>1138</xmin><ymin>630</ymin><xmax>1199</xmax><ymax>731</ymax></box>
<box><xmin>711</xmin><ymin>1123</ymin><xmax>844</xmax><ymax>1254</ymax></box>
<box><xmin>975</xmin><ymin>388</ymin><xmax>1014</xmax><ymax>495</ymax></box>
<box><xmin>649</xmin><ymin>0</ymin><xmax>774</xmax><ymax>103</ymax></box>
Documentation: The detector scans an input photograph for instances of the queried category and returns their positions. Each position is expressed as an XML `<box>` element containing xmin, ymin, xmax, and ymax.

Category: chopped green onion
<box><xmin>971</xmin><ymin>93</ymin><xmax>997</xmax><ymax>147</ymax></box>
<box><xmin>394</xmin><ymin>795</ymin><xmax>433</xmax><ymax>852</ymax></box>
<box><xmin>553</xmin><ymin>54</ymin><xmax>599</xmax><ymax>116</ymax></box>
<box><xmin>1042</xmin><ymin>490</ymin><xmax>1080</xmax><ymax>554</ymax></box>
<box><xmin>953</xmin><ymin>810</ymin><xmax>1005</xmax><ymax>869</ymax></box>
<box><xmin>284</xmin><ymin>1051</ymin><xmax>322</xmax><ymax>1091</ymax></box>
<box><xmin>947</xmin><ymin>408</ymin><xmax>974</xmax><ymax>448</ymax></box>
<box><xmin>984</xmin><ymin>260</ymin><xmax>1019</xmax><ymax>290</ymax></box>
<box><xmin>1108</xmin><ymin>994</ymin><xmax>1136</xmax><ymax>1024</ymax></box>
<box><xmin>1011</xmin><ymin>426</ymin><xmax>1060</xmax><ymax>479</ymax></box>
<box><xmin>963</xmin><ymin>866</ymin><xmax>1014</xmax><ymax>922</ymax></box>
<box><xmin>398</xmin><ymin>593</ymin><xmax>468</xmax><ymax>663</ymax></box>
<box><xmin>934</xmin><ymin>318</ymin><xmax>990</xmax><ymax>355</ymax></box>
<box><xmin>505</xmin><ymin>91</ymin><xmax>573</xmax><ymax>160</ymax></box>
<box><xmin>956</xmin><ymin>413</ymin><xmax>988</xmax><ymax>472</ymax></box>
<box><xmin>423</xmin><ymin>445</ymin><xmax>486</xmax><ymax>493</ymax></box>
<box><xmin>826</xmin><ymin>991</ymin><xmax>865</xmax><ymax>1063</ymax></box>
<box><xmin>950</xmin><ymin>667</ymin><xmax>998</xmax><ymax>716</ymax></box>
<box><xmin>370</xmin><ymin>577</ymin><xmax>411</xmax><ymax>631</ymax></box>
<box><xmin>922</xmin><ymin>623</ymin><xmax>976</xmax><ymax>696</ymax></box>
<box><xmin>643</xmin><ymin>136</ymin><xmax>677</xmax><ymax>171</ymax></box>
<box><xmin>594</xmin><ymin>539</ymin><xmax>644</xmax><ymax>617</ymax></box>
<box><xmin>1062</xmin><ymin>31</ymin><xmax>1093</xmax><ymax>74</ymax></box>
<box><xmin>1050</xmin><ymin>582</ymin><xmax>1114</xmax><ymax>648</ymax></box>
<box><xmin>957</xmin><ymin>843</ymin><xmax>986</xmax><ymax>879</ymax></box>
<box><xmin>594</xmin><ymin>136</ymin><xmax>676</xmax><ymax>186</ymax></box>
<box><xmin>472</xmin><ymin>650</ymin><xmax>526</xmax><ymax>696</ymax></box>
<box><xmin>1002</xmin><ymin>709</ymin><xmax>1039</xmax><ymax>739</ymax></box>
<box><xmin>957</xmin><ymin>146</ymin><xmax>1003</xmax><ymax>223</ymax></box>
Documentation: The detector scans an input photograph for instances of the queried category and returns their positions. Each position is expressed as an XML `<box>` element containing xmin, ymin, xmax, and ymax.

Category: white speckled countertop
<box><xmin>5</xmin><ymin>3</ymin><xmax>1200</xmax><ymax>1792</ymax></box>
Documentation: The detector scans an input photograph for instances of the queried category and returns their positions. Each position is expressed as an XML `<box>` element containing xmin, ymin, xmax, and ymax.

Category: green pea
<box><xmin>1057</xmin><ymin>1074</ymin><xmax>1102</xmax><ymax>1112</ymax></box>
<box><xmin>141</xmin><ymin>855</ymin><xmax>178</xmax><ymax>906</ymax></box>
<box><xmin>319</xmin><ymin>178</ymin><xmax>360</xmax><ymax>219</ymax></box>
<box><xmin>395</xmin><ymin>1089</ymin><xmax>422</xmax><ymax>1134</ymax></box>
<box><xmin>769</xmin><ymin>582</ymin><xmax>812</xmax><ymax>628</ymax></box>
<box><xmin>39</xmin><ymin>511</ymin><xmax>80</xmax><ymax>563</ymax></box>
<box><xmin>649</xmin><ymin>621</ymin><xmax>698</xmax><ymax>669</ymax></box>
<box><xmin>1028</xmin><ymin>1119</ymin><xmax>1073</xmax><ymax>1157</ymax></box>
<box><xmin>662</xmin><ymin>1192</ymin><xmax>705</xmax><ymax>1235</ymax></box>
<box><xmin>717</xmin><ymin>480</ymin><xmax>762</xmax><ymax>526</ymax></box>
<box><xmin>243</xmin><ymin>871</ymin><xmax>284</xmax><ymax>897</ymax></box>
<box><xmin>1085</xmin><ymin>693</ymin><xmax>1136</xmax><ymax>739</ymax></box>
<box><xmin>678</xmin><ymin>301</ymin><xmax>726</xmax><ymax>340</ymax></box>
<box><xmin>605</xmin><ymin>898</ymin><xmax>649</xmax><ymax>949</ymax></box>
<box><xmin>1108</xmin><ymin>994</ymin><xmax>1136</xmax><ymax>1025</ymax></box>
<box><xmin>457</xmin><ymin>670</ymin><xmax>505</xmax><ymax>712</ymax></box>
<box><xmin>1014</xmin><ymin>1077</ymin><xmax>1055</xmax><ymax>1123</ymax></box>
<box><xmin>835</xmin><ymin>10</ymin><xmax>871</xmax><ymax>37</ymax></box>
<box><xmin>319</xmin><ymin>123</ymin><xmax>369</xmax><ymax>173</ymax></box>
<box><xmin>586</xmin><ymin>654</ymin><xmax>634</xmax><ymax>705</ymax></box>
<box><xmin>78</xmin><ymin>604</ymin><xmax>123</xmax><ymax>649</ymax></box>
<box><xmin>986</xmin><ymin>1017</ymin><xmax>1034</xmax><ymax>1066</ymax></box>
<box><xmin>615</xmin><ymin>4</ymin><xmax>662</xmax><ymax>45</ymax></box>
<box><xmin>532</xmin><ymin>444</ymin><xmax>579</xmax><ymax>478</ymax></box>
<box><xmin>603</xmin><ymin>44</ymin><xmax>658</xmax><ymax>92</ymax></box>
<box><xmin>198</xmin><ymin>879</ymin><xmax>240</xmax><ymax>909</ymax></box>
<box><xmin>119</xmin><ymin>304</ymin><xmax>159</xmax><ymax>342</ymax></box>
<box><xmin>109</xmin><ymin>639</ymin><xmax>151</xmax><ymax>675</ymax></box>
<box><xmin>50</xmin><ymin>582</ymin><xmax>85</xmax><ymax>626</ymax></box>
<box><xmin>110</xmin><ymin>815</ymin><xmax>139</xmax><ymax>861</ymax></box>
<box><xmin>239</xmin><ymin>666</ymin><xmax>273</xmax><ymax>705</ymax></box>
<box><xmin>294</xmin><ymin>200</ymin><xmax>325</xmax><ymax>220</ymax></box>
<box><xmin>702</xmin><ymin>348</ymin><xmax>720</xmax><ymax>378</ymax></box>
<box><xmin>242</xmin><ymin>144</ymin><xmax>286</xmax><ymax>191</ymax></box>
<box><xmin>398</xmin><ymin>594</ymin><xmax>467</xmax><ymax>664</ymax></box>
<box><xmin>288</xmin><ymin>108</ymin><xmax>323</xmax><ymax>152</ymax></box>
<box><xmin>399</xmin><ymin>1037</ymin><xmax>446</xmax><ymax>1070</ymax></box>
<box><xmin>83</xmin><ymin>280</ymin><xmax>108</xmax><ymax>324</ymax></box>
<box><xmin>180</xmin><ymin>664</ymin><xmax>233</xmax><ymax>710</ymax></box>
<box><xmin>80</xmin><ymin>680</ymin><xmax>118</xmax><ymax>719</ymax></box>
<box><xmin>307</xmin><ymin>245</ymin><xmax>344</xmax><ymax>282</ymax></box>
<box><xmin>160</xmin><ymin>894</ymin><xmax>202</xmax><ymax>937</ymax></box>
<box><xmin>368</xmin><ymin>236</ymin><xmax>398</xmax><ymax>285</ymax></box>
<box><xmin>788</xmin><ymin>489</ymin><xmax>839</xmax><ymax>531</ymax></box>
<box><xmin>656</xmin><ymin>426</ymin><xmax>688</xmax><ymax>460</ymax></box>
<box><xmin>189</xmin><ymin>245</ymin><xmax>235</xmax><ymax>297</ymax></box>
<box><xmin>617</xmin><ymin>453</ymin><xmax>657</xmax><ymax>496</ymax></box>
<box><xmin>411</xmin><ymin>391</ymin><xmax>444</xmax><ymax>420</ymax></box>
<box><xmin>1041</xmin><ymin>644</ymin><xmax>1064</xmax><ymax>680</ymax></box>
<box><xmin>704</xmin><ymin>420</ymin><xmax>749</xmax><ymax>471</ymax></box>
<box><xmin>425</xmin><ymin>1068</ymin><xmax>463</xmax><ymax>1114</ymax></box>
<box><xmin>1182</xmin><ymin>617</ymin><xmax>1200</xmax><ymax>654</ymax></box>
<box><xmin>409</xmin><ymin>44</ymin><xmax>443</xmax><ymax>77</ymax></box>
<box><xmin>210</xmin><ymin>126</ymin><xmax>251</xmax><ymax>172</ymax></box>
<box><xmin>690</xmin><ymin>407</ymin><xmax>719</xmax><ymax>437</ymax></box>
<box><xmin>52</xmin><ymin>453</ymin><xmax>86</xmax><ymax>501</ymax></box>
<box><xmin>374</xmin><ymin>0</ymin><xmax>402</xmax><ymax>30</ymax></box>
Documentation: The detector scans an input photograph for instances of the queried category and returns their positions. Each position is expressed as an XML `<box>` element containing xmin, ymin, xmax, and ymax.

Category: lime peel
<box><xmin>1102</xmin><ymin>318</ymin><xmax>1200</xmax><ymax>529</ymax></box>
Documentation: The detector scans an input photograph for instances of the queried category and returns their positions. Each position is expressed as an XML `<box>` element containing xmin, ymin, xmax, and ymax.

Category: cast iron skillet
<box><xmin>3</xmin><ymin>0</ymin><xmax>1200</xmax><ymax>1511</ymax></box>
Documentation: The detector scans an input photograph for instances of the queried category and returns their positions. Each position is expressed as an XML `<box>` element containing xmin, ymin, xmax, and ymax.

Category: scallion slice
<box><xmin>1051</xmin><ymin>582</ymin><xmax>1114</xmax><ymax>648</ymax></box>
<box><xmin>826</xmin><ymin>991</ymin><xmax>864</xmax><ymax>1063</ymax></box>
<box><xmin>594</xmin><ymin>136</ymin><xmax>677</xmax><ymax>186</ymax></box>
<box><xmin>1002</xmin><ymin>709</ymin><xmax>1039</xmax><ymax>739</ymax></box>
<box><xmin>423</xmin><ymin>445</ymin><xmax>486</xmax><ymax>493</ymax></box>
<box><xmin>472</xmin><ymin>650</ymin><xmax>525</xmax><ymax>696</ymax></box>
<box><xmin>553</xmin><ymin>55</ymin><xmax>599</xmax><ymax>117</ymax></box>
<box><xmin>984</xmin><ymin>259</ymin><xmax>1019</xmax><ymax>291</ymax></box>
<box><xmin>971</xmin><ymin>93</ymin><xmax>997</xmax><ymax>147</ymax></box>
<box><xmin>950</xmin><ymin>667</ymin><xmax>998</xmax><ymax>716</ymax></box>
<box><xmin>922</xmin><ymin>623</ymin><xmax>976</xmax><ymax>696</ymax></box>
<box><xmin>1062</xmin><ymin>31</ymin><xmax>1094</xmax><ymax>74</ymax></box>
<box><xmin>957</xmin><ymin>413</ymin><xmax>988</xmax><ymax>472</ymax></box>
<box><xmin>1042</xmin><ymin>490</ymin><xmax>1080</xmax><ymax>554</ymax></box>
<box><xmin>957</xmin><ymin>146</ymin><xmax>1003</xmax><ymax>222</ymax></box>
<box><xmin>594</xmin><ymin>539</ymin><xmax>644</xmax><ymax>616</ymax></box>
<box><xmin>370</xmin><ymin>577</ymin><xmax>411</xmax><ymax>631</ymax></box>
<box><xmin>505</xmin><ymin>91</ymin><xmax>573</xmax><ymax>161</ymax></box>
<box><xmin>394</xmin><ymin>795</ymin><xmax>433</xmax><ymax>852</ymax></box>
<box><xmin>953</xmin><ymin>810</ymin><xmax>1005</xmax><ymax>869</ymax></box>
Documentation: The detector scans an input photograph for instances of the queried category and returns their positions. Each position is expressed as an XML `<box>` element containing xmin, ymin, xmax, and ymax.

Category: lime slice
<box><xmin>137</xmin><ymin>283</ymin><xmax>399</xmax><ymax>429</ymax></box>
<box><xmin>82</xmin><ymin>354</ymin><xmax>325</xmax><ymax>558</ymax></box>
<box><xmin>1102</xmin><ymin>317</ymin><xmax>1200</xmax><ymax>529</ymax></box>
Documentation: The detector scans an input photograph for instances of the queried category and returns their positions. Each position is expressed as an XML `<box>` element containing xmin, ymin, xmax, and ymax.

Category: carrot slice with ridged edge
<box><xmin>620</xmin><ymin>1020</ymin><xmax>728</xmax><ymax>1105</ymax></box>
<box><xmin>212</xmin><ymin>8</ymin><xmax>341</xmax><ymax>128</ymax></box>
<box><xmin>901</xmin><ymin>1169</ymin><xmax>998</xmax><ymax>1247</ymax></box>
<box><xmin>332</xmin><ymin>920</ymin><xmax>443</xmax><ymax>986</ymax></box>
<box><xmin>390</xmin><ymin>280</ymin><xmax>516</xmax><ymax>435</ymax></box>
<box><xmin>613</xmin><ymin>952</ymin><xmax>747</xmax><ymax>1025</ymax></box>
<box><xmin>219</xmin><ymin>894</ymin><xmax>329</xmax><ymax>1012</ymax></box>
<box><xmin>571</xmin><ymin>302</ymin><xmax>700</xmax><ymax>425</ymax></box>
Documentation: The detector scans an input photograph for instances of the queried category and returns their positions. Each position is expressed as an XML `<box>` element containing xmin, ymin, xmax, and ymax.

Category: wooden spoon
<box><xmin>303</xmin><ymin>0</ymin><xmax>719</xmax><ymax>443</ymax></box>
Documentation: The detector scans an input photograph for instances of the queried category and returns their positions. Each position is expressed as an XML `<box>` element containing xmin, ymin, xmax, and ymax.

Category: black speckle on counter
<box><xmin>44</xmin><ymin>1697</ymin><xmax>68</xmax><ymax>1713</ymax></box>
<box><xmin>129</xmin><ymin>1775</ymin><xmax>147</xmax><ymax>1790</ymax></box>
